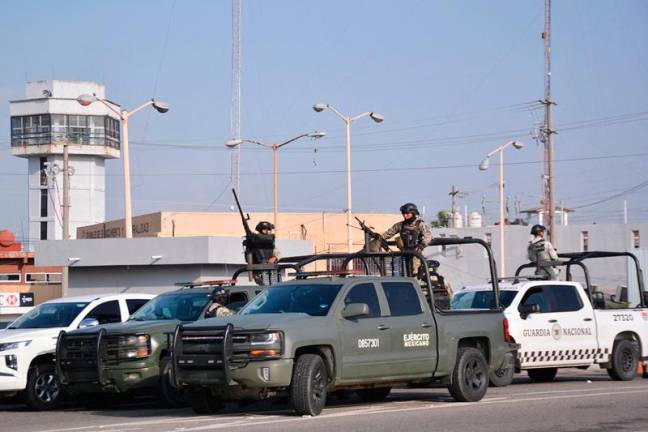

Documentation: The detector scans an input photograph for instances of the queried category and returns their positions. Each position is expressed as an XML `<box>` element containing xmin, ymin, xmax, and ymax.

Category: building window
<box><xmin>0</xmin><ymin>274</ymin><xmax>21</xmax><ymax>283</ymax></box>
<box><xmin>485</xmin><ymin>233</ymin><xmax>492</xmax><ymax>246</ymax></box>
<box><xmin>40</xmin><ymin>221</ymin><xmax>47</xmax><ymax>240</ymax></box>
<box><xmin>40</xmin><ymin>188</ymin><xmax>48</xmax><ymax>218</ymax></box>
<box><xmin>632</xmin><ymin>230</ymin><xmax>640</xmax><ymax>249</ymax></box>
<box><xmin>26</xmin><ymin>273</ymin><xmax>62</xmax><ymax>284</ymax></box>
<box><xmin>39</xmin><ymin>157</ymin><xmax>48</xmax><ymax>186</ymax></box>
<box><xmin>11</xmin><ymin>114</ymin><xmax>120</xmax><ymax>149</ymax></box>
<box><xmin>581</xmin><ymin>231</ymin><xmax>589</xmax><ymax>252</ymax></box>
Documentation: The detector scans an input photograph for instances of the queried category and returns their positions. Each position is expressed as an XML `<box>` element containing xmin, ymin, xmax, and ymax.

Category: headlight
<box><xmin>117</xmin><ymin>335</ymin><xmax>150</xmax><ymax>346</ymax></box>
<box><xmin>0</xmin><ymin>340</ymin><xmax>31</xmax><ymax>352</ymax></box>
<box><xmin>249</xmin><ymin>331</ymin><xmax>282</xmax><ymax>358</ymax></box>
<box><xmin>116</xmin><ymin>334</ymin><xmax>151</xmax><ymax>359</ymax></box>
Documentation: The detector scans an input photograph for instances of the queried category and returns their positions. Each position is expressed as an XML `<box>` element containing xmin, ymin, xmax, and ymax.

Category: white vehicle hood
<box><xmin>0</xmin><ymin>327</ymin><xmax>66</xmax><ymax>343</ymax></box>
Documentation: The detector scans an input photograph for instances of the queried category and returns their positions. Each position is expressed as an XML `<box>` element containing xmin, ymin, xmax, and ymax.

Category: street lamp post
<box><xmin>312</xmin><ymin>103</ymin><xmax>383</xmax><ymax>253</ymax></box>
<box><xmin>225</xmin><ymin>131</ymin><xmax>325</xmax><ymax>234</ymax></box>
<box><xmin>479</xmin><ymin>140</ymin><xmax>524</xmax><ymax>277</ymax></box>
<box><xmin>77</xmin><ymin>94</ymin><xmax>169</xmax><ymax>238</ymax></box>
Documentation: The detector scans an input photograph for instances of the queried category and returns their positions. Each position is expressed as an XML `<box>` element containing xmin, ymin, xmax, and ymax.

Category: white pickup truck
<box><xmin>0</xmin><ymin>293</ymin><xmax>154</xmax><ymax>410</ymax></box>
<box><xmin>452</xmin><ymin>251</ymin><xmax>648</xmax><ymax>386</ymax></box>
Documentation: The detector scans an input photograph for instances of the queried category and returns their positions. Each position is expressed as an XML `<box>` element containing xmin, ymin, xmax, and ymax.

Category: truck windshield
<box><xmin>8</xmin><ymin>302</ymin><xmax>89</xmax><ymax>329</ymax></box>
<box><xmin>451</xmin><ymin>290</ymin><xmax>518</xmax><ymax>310</ymax></box>
<box><xmin>130</xmin><ymin>293</ymin><xmax>210</xmax><ymax>321</ymax></box>
<box><xmin>240</xmin><ymin>284</ymin><xmax>342</xmax><ymax>317</ymax></box>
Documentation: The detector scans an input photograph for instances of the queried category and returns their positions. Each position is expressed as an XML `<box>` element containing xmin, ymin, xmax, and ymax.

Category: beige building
<box><xmin>77</xmin><ymin>211</ymin><xmax>404</xmax><ymax>254</ymax></box>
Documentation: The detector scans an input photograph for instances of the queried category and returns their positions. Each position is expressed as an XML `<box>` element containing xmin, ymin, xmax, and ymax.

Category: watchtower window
<box><xmin>581</xmin><ymin>231</ymin><xmax>589</xmax><ymax>252</ymax></box>
<box><xmin>632</xmin><ymin>230</ymin><xmax>640</xmax><ymax>249</ymax></box>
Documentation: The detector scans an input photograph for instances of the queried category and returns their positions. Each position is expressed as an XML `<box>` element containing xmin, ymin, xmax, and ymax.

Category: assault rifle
<box><xmin>232</xmin><ymin>188</ymin><xmax>256</xmax><ymax>281</ymax></box>
<box><xmin>354</xmin><ymin>216</ymin><xmax>391</xmax><ymax>252</ymax></box>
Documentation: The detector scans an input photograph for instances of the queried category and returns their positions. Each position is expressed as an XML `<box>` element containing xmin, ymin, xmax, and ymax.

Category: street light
<box><xmin>225</xmin><ymin>131</ymin><xmax>326</xmax><ymax>234</ymax></box>
<box><xmin>479</xmin><ymin>140</ymin><xmax>524</xmax><ymax>277</ymax></box>
<box><xmin>77</xmin><ymin>94</ymin><xmax>170</xmax><ymax>238</ymax></box>
<box><xmin>312</xmin><ymin>103</ymin><xmax>383</xmax><ymax>253</ymax></box>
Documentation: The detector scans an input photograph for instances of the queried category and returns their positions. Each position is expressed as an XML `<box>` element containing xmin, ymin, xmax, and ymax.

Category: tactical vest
<box><xmin>528</xmin><ymin>239</ymin><xmax>552</xmax><ymax>267</ymax></box>
<box><xmin>251</xmin><ymin>233</ymin><xmax>276</xmax><ymax>263</ymax></box>
<box><xmin>400</xmin><ymin>219</ymin><xmax>423</xmax><ymax>250</ymax></box>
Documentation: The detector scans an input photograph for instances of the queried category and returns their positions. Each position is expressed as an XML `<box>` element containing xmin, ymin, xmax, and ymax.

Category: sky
<box><xmin>1</xmin><ymin>0</ymin><xmax>647</xmax><ymax>241</ymax></box>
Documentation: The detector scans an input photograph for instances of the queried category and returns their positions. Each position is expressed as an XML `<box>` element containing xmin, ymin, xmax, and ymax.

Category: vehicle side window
<box><xmin>344</xmin><ymin>283</ymin><xmax>381</xmax><ymax>318</ymax></box>
<box><xmin>382</xmin><ymin>282</ymin><xmax>423</xmax><ymax>316</ymax></box>
<box><xmin>85</xmin><ymin>300</ymin><xmax>121</xmax><ymax>324</ymax></box>
<box><xmin>546</xmin><ymin>285</ymin><xmax>583</xmax><ymax>312</ymax></box>
<box><xmin>519</xmin><ymin>287</ymin><xmax>551</xmax><ymax>313</ymax></box>
<box><xmin>126</xmin><ymin>299</ymin><xmax>149</xmax><ymax>315</ymax></box>
<box><xmin>227</xmin><ymin>292</ymin><xmax>249</xmax><ymax>313</ymax></box>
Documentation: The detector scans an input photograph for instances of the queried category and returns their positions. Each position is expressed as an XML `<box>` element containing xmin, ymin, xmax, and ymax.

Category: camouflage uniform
<box><xmin>528</xmin><ymin>236</ymin><xmax>560</xmax><ymax>280</ymax></box>
<box><xmin>207</xmin><ymin>303</ymin><xmax>234</xmax><ymax>317</ymax></box>
<box><xmin>253</xmin><ymin>247</ymin><xmax>281</xmax><ymax>286</ymax></box>
<box><xmin>382</xmin><ymin>217</ymin><xmax>433</xmax><ymax>277</ymax></box>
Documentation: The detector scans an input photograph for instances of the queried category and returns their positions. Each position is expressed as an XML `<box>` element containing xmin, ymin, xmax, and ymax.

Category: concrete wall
<box><xmin>427</xmin><ymin>224</ymin><xmax>648</xmax><ymax>296</ymax></box>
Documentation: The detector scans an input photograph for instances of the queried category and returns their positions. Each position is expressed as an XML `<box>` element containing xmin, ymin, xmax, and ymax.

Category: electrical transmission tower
<box><xmin>230</xmin><ymin>0</ymin><xmax>242</xmax><ymax>196</ymax></box>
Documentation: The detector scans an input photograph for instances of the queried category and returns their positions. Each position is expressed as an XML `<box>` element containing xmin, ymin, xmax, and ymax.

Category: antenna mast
<box><xmin>230</xmin><ymin>0</ymin><xmax>242</xmax><ymax>196</ymax></box>
<box><xmin>542</xmin><ymin>0</ymin><xmax>556</xmax><ymax>244</ymax></box>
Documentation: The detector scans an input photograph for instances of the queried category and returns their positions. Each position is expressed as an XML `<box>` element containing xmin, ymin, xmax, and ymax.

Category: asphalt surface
<box><xmin>1</xmin><ymin>369</ymin><xmax>648</xmax><ymax>432</ymax></box>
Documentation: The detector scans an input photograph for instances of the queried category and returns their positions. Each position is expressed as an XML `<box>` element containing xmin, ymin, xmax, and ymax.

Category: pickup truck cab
<box><xmin>173</xmin><ymin>240</ymin><xmax>518</xmax><ymax>416</ymax></box>
<box><xmin>0</xmin><ymin>293</ymin><xmax>154</xmax><ymax>410</ymax></box>
<box><xmin>453</xmin><ymin>251</ymin><xmax>648</xmax><ymax>385</ymax></box>
<box><xmin>56</xmin><ymin>282</ymin><xmax>261</xmax><ymax>407</ymax></box>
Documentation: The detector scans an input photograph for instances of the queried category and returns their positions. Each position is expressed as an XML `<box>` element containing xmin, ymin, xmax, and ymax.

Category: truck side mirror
<box><xmin>518</xmin><ymin>304</ymin><xmax>540</xmax><ymax>319</ymax></box>
<box><xmin>79</xmin><ymin>317</ymin><xmax>100</xmax><ymax>328</ymax></box>
<box><xmin>341</xmin><ymin>303</ymin><xmax>370</xmax><ymax>319</ymax></box>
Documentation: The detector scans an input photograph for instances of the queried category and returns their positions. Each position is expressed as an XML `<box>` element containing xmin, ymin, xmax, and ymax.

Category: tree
<box><xmin>431</xmin><ymin>210</ymin><xmax>450</xmax><ymax>228</ymax></box>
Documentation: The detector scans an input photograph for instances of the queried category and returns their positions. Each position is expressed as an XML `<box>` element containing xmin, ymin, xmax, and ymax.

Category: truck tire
<box><xmin>448</xmin><ymin>347</ymin><xmax>488</xmax><ymax>402</ymax></box>
<box><xmin>290</xmin><ymin>354</ymin><xmax>328</xmax><ymax>416</ymax></box>
<box><xmin>355</xmin><ymin>387</ymin><xmax>391</xmax><ymax>402</ymax></box>
<box><xmin>190</xmin><ymin>388</ymin><xmax>223</xmax><ymax>414</ymax></box>
<box><xmin>489</xmin><ymin>367</ymin><xmax>514</xmax><ymax>387</ymax></box>
<box><xmin>160</xmin><ymin>358</ymin><xmax>190</xmax><ymax>408</ymax></box>
<box><xmin>607</xmin><ymin>339</ymin><xmax>639</xmax><ymax>381</ymax></box>
<box><xmin>23</xmin><ymin>363</ymin><xmax>62</xmax><ymax>411</ymax></box>
<box><xmin>527</xmin><ymin>367</ymin><xmax>558</xmax><ymax>382</ymax></box>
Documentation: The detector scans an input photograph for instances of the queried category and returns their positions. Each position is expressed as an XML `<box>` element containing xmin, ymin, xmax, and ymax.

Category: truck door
<box><xmin>338</xmin><ymin>282</ymin><xmax>392</xmax><ymax>380</ymax></box>
<box><xmin>380</xmin><ymin>281</ymin><xmax>437</xmax><ymax>376</ymax></box>
<box><xmin>544</xmin><ymin>284</ymin><xmax>598</xmax><ymax>365</ymax></box>
<box><xmin>516</xmin><ymin>284</ymin><xmax>596</xmax><ymax>368</ymax></box>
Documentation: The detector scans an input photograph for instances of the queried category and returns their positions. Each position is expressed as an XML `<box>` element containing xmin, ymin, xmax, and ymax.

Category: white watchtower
<box><xmin>10</xmin><ymin>80</ymin><xmax>120</xmax><ymax>241</ymax></box>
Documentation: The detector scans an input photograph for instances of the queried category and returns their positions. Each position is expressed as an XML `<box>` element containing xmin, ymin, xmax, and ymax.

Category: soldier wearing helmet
<box><xmin>205</xmin><ymin>288</ymin><xmax>234</xmax><ymax>318</ymax></box>
<box><xmin>252</xmin><ymin>221</ymin><xmax>280</xmax><ymax>285</ymax></box>
<box><xmin>381</xmin><ymin>203</ymin><xmax>432</xmax><ymax>277</ymax></box>
<box><xmin>527</xmin><ymin>224</ymin><xmax>560</xmax><ymax>280</ymax></box>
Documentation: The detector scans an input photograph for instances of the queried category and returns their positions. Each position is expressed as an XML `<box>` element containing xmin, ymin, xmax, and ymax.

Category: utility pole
<box><xmin>62</xmin><ymin>143</ymin><xmax>71</xmax><ymax>240</ymax></box>
<box><xmin>542</xmin><ymin>0</ymin><xmax>557</xmax><ymax>245</ymax></box>
<box><xmin>449</xmin><ymin>185</ymin><xmax>463</xmax><ymax>228</ymax></box>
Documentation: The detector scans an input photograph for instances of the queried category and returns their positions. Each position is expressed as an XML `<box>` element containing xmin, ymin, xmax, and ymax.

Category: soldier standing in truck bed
<box><xmin>527</xmin><ymin>224</ymin><xmax>560</xmax><ymax>280</ymax></box>
<box><xmin>252</xmin><ymin>221</ymin><xmax>280</xmax><ymax>286</ymax></box>
<box><xmin>381</xmin><ymin>203</ymin><xmax>433</xmax><ymax>277</ymax></box>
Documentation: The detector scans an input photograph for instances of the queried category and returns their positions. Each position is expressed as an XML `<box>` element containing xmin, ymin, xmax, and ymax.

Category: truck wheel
<box><xmin>527</xmin><ymin>368</ymin><xmax>558</xmax><ymax>382</ymax></box>
<box><xmin>24</xmin><ymin>364</ymin><xmax>62</xmax><ymax>411</ymax></box>
<box><xmin>290</xmin><ymin>354</ymin><xmax>328</xmax><ymax>416</ymax></box>
<box><xmin>489</xmin><ymin>367</ymin><xmax>514</xmax><ymax>387</ymax></box>
<box><xmin>160</xmin><ymin>358</ymin><xmax>190</xmax><ymax>408</ymax></box>
<box><xmin>607</xmin><ymin>339</ymin><xmax>639</xmax><ymax>381</ymax></box>
<box><xmin>448</xmin><ymin>347</ymin><xmax>488</xmax><ymax>402</ymax></box>
<box><xmin>190</xmin><ymin>388</ymin><xmax>223</xmax><ymax>415</ymax></box>
<box><xmin>355</xmin><ymin>387</ymin><xmax>391</xmax><ymax>402</ymax></box>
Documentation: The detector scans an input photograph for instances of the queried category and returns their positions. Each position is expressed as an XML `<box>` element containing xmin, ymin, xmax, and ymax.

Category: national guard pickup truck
<box><xmin>172</xmin><ymin>239</ymin><xmax>518</xmax><ymax>416</ymax></box>
<box><xmin>56</xmin><ymin>281</ymin><xmax>261</xmax><ymax>407</ymax></box>
<box><xmin>452</xmin><ymin>251</ymin><xmax>648</xmax><ymax>386</ymax></box>
<box><xmin>0</xmin><ymin>293</ymin><xmax>154</xmax><ymax>410</ymax></box>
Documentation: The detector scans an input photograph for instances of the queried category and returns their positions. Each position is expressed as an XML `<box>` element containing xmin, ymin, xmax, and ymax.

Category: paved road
<box><xmin>2</xmin><ymin>370</ymin><xmax>648</xmax><ymax>432</ymax></box>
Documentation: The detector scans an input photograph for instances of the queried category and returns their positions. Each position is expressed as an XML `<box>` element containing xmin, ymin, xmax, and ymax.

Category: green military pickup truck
<box><xmin>55</xmin><ymin>281</ymin><xmax>261</xmax><ymax>406</ymax></box>
<box><xmin>172</xmin><ymin>239</ymin><xmax>518</xmax><ymax>416</ymax></box>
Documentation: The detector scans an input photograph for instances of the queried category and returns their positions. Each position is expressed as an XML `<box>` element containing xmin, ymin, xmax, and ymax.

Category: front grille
<box><xmin>173</xmin><ymin>324</ymin><xmax>234</xmax><ymax>386</ymax></box>
<box><xmin>57</xmin><ymin>333</ymin><xmax>100</xmax><ymax>384</ymax></box>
